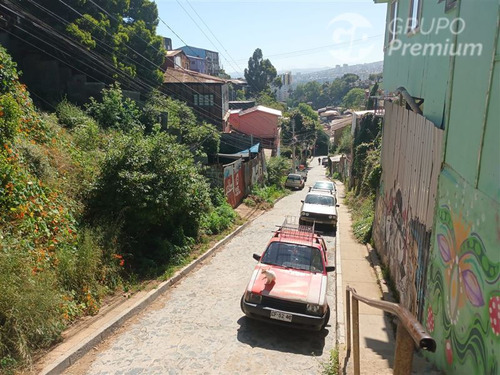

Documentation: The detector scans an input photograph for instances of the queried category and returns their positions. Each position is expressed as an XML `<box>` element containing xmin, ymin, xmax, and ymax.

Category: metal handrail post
<box><xmin>394</xmin><ymin>322</ymin><xmax>415</xmax><ymax>375</ymax></box>
<box><xmin>352</xmin><ymin>296</ymin><xmax>360</xmax><ymax>375</ymax></box>
<box><xmin>346</xmin><ymin>288</ymin><xmax>351</xmax><ymax>353</ymax></box>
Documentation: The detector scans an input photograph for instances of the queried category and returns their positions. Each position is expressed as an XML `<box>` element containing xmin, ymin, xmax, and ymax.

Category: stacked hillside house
<box><xmin>372</xmin><ymin>1</ymin><xmax>499</xmax><ymax>374</ymax></box>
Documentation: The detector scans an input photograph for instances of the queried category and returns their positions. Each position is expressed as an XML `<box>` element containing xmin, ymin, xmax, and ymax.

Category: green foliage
<box><xmin>142</xmin><ymin>90</ymin><xmax>220</xmax><ymax>157</ymax></box>
<box><xmin>243</xmin><ymin>185</ymin><xmax>287</xmax><ymax>209</ymax></box>
<box><xmin>0</xmin><ymin>47</ymin><xmax>123</xmax><ymax>367</ymax></box>
<box><xmin>266</xmin><ymin>156</ymin><xmax>291</xmax><ymax>186</ymax></box>
<box><xmin>281</xmin><ymin>109</ymin><xmax>319</xmax><ymax>162</ymax></box>
<box><xmin>342</xmin><ymin>88</ymin><xmax>366</xmax><ymax>110</ymax></box>
<box><xmin>321</xmin><ymin>348</ymin><xmax>340</xmax><ymax>375</ymax></box>
<box><xmin>289</xmin><ymin>73</ymin><xmax>366</xmax><ymax>109</ymax></box>
<box><xmin>255</xmin><ymin>91</ymin><xmax>286</xmax><ymax>112</ymax></box>
<box><xmin>298</xmin><ymin>103</ymin><xmax>319</xmax><ymax>121</ymax></box>
<box><xmin>86</xmin><ymin>130</ymin><xmax>212</xmax><ymax>273</ymax></box>
<box><xmin>0</xmin><ymin>94</ymin><xmax>20</xmax><ymax>145</ymax></box>
<box><xmin>0</xmin><ymin>245</ymin><xmax>64</xmax><ymax>362</ymax></box>
<box><xmin>202</xmin><ymin>202</ymin><xmax>236</xmax><ymax>235</ymax></box>
<box><xmin>86</xmin><ymin>83</ymin><xmax>142</xmax><ymax>132</ymax></box>
<box><xmin>56</xmin><ymin>99</ymin><xmax>91</xmax><ymax>130</ymax></box>
<box><xmin>22</xmin><ymin>0</ymin><xmax>165</xmax><ymax>87</ymax></box>
<box><xmin>335</xmin><ymin>127</ymin><xmax>352</xmax><ymax>155</ymax></box>
<box><xmin>244</xmin><ymin>48</ymin><xmax>278</xmax><ymax>96</ymax></box>
<box><xmin>345</xmin><ymin>192</ymin><xmax>374</xmax><ymax>243</ymax></box>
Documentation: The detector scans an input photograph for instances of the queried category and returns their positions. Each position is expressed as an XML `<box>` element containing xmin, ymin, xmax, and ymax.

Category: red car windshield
<box><xmin>261</xmin><ymin>242</ymin><xmax>324</xmax><ymax>273</ymax></box>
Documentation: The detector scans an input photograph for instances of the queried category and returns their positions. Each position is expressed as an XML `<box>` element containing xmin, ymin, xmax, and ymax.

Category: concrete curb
<box><xmin>40</xmin><ymin>213</ymin><xmax>264</xmax><ymax>375</ymax></box>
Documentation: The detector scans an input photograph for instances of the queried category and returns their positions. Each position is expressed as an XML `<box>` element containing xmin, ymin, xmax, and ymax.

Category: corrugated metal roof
<box><xmin>163</xmin><ymin>68</ymin><xmax>227</xmax><ymax>84</ymax></box>
<box><xmin>239</xmin><ymin>105</ymin><xmax>282</xmax><ymax>117</ymax></box>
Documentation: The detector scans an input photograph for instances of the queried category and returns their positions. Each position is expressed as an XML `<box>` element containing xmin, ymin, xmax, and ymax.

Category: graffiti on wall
<box><xmin>424</xmin><ymin>170</ymin><xmax>500</xmax><ymax>374</ymax></box>
<box><xmin>373</xmin><ymin>103</ymin><xmax>443</xmax><ymax>318</ymax></box>
<box><xmin>374</xmin><ymin>183</ymin><xmax>431</xmax><ymax>317</ymax></box>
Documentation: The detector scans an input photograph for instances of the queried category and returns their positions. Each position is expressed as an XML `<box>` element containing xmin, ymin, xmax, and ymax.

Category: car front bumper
<box><xmin>300</xmin><ymin>215</ymin><xmax>337</xmax><ymax>226</ymax></box>
<box><xmin>241</xmin><ymin>299</ymin><xmax>327</xmax><ymax>331</ymax></box>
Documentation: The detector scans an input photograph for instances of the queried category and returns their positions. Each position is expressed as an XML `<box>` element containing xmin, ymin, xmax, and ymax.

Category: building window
<box><xmin>388</xmin><ymin>0</ymin><xmax>399</xmax><ymax>43</ymax></box>
<box><xmin>193</xmin><ymin>94</ymin><xmax>214</xmax><ymax>106</ymax></box>
<box><xmin>408</xmin><ymin>0</ymin><xmax>422</xmax><ymax>32</ymax></box>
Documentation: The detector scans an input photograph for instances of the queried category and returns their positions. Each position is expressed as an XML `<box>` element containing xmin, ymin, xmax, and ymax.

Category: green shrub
<box><xmin>86</xmin><ymin>130</ymin><xmax>212</xmax><ymax>274</ymax></box>
<box><xmin>202</xmin><ymin>202</ymin><xmax>236</xmax><ymax>235</ymax></box>
<box><xmin>16</xmin><ymin>138</ymin><xmax>55</xmax><ymax>180</ymax></box>
<box><xmin>266</xmin><ymin>156</ymin><xmax>291</xmax><ymax>186</ymax></box>
<box><xmin>0</xmin><ymin>244</ymin><xmax>64</xmax><ymax>362</ymax></box>
<box><xmin>56</xmin><ymin>100</ymin><xmax>89</xmax><ymax>129</ymax></box>
<box><xmin>86</xmin><ymin>82</ymin><xmax>141</xmax><ymax>132</ymax></box>
<box><xmin>346</xmin><ymin>192</ymin><xmax>374</xmax><ymax>243</ymax></box>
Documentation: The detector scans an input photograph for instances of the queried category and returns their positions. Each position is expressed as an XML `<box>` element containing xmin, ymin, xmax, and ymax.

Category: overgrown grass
<box><xmin>243</xmin><ymin>185</ymin><xmax>289</xmax><ymax>209</ymax></box>
<box><xmin>345</xmin><ymin>191</ymin><xmax>375</xmax><ymax>243</ymax></box>
<box><xmin>320</xmin><ymin>348</ymin><xmax>340</xmax><ymax>375</ymax></box>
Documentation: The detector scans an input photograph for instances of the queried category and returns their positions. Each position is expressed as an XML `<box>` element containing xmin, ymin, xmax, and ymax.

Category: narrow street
<box><xmin>64</xmin><ymin>160</ymin><xmax>337</xmax><ymax>375</ymax></box>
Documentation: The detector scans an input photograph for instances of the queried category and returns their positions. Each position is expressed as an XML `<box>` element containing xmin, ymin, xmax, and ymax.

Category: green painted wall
<box><xmin>379</xmin><ymin>0</ymin><xmax>500</xmax><ymax>373</ymax></box>
<box><xmin>423</xmin><ymin>168</ymin><xmax>500</xmax><ymax>375</ymax></box>
<box><xmin>444</xmin><ymin>1</ymin><xmax>499</xmax><ymax>188</ymax></box>
<box><xmin>382</xmin><ymin>1</ymin><xmax>458</xmax><ymax>126</ymax></box>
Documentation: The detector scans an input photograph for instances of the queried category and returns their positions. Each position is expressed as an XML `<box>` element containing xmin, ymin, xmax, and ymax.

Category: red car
<box><xmin>241</xmin><ymin>219</ymin><xmax>335</xmax><ymax>331</ymax></box>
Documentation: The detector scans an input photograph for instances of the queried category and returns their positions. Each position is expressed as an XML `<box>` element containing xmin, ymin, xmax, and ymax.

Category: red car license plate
<box><xmin>270</xmin><ymin>310</ymin><xmax>292</xmax><ymax>322</ymax></box>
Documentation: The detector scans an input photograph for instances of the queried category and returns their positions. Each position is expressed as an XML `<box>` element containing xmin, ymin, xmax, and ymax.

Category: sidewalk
<box><xmin>335</xmin><ymin>180</ymin><xmax>439</xmax><ymax>375</ymax></box>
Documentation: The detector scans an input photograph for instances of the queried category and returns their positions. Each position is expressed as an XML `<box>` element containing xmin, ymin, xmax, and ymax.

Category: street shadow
<box><xmin>236</xmin><ymin>316</ymin><xmax>329</xmax><ymax>356</ymax></box>
<box><xmin>314</xmin><ymin>223</ymin><xmax>337</xmax><ymax>238</ymax></box>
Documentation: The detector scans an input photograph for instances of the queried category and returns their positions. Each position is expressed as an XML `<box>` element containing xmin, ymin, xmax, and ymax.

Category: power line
<box><xmin>175</xmin><ymin>0</ymin><xmax>241</xmax><ymax>76</ymax></box>
<box><xmin>20</xmin><ymin>0</ymin><xmax>228</xmax><ymax>123</ymax></box>
<box><xmin>185</xmin><ymin>0</ymin><xmax>243</xmax><ymax>75</ymax></box>
<box><xmin>233</xmin><ymin>35</ymin><xmax>384</xmax><ymax>62</ymax></box>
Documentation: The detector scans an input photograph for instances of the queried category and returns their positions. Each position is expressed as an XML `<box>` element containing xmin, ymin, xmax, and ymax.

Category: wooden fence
<box><xmin>373</xmin><ymin>102</ymin><xmax>444</xmax><ymax>320</ymax></box>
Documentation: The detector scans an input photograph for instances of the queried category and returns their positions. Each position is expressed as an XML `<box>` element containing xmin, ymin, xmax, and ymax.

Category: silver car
<box><xmin>299</xmin><ymin>191</ymin><xmax>339</xmax><ymax>231</ymax></box>
<box><xmin>285</xmin><ymin>173</ymin><xmax>305</xmax><ymax>190</ymax></box>
<box><xmin>309</xmin><ymin>180</ymin><xmax>336</xmax><ymax>196</ymax></box>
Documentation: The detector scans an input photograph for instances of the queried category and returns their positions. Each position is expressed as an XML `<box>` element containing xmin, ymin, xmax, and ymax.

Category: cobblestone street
<box><xmin>64</xmin><ymin>162</ymin><xmax>337</xmax><ymax>375</ymax></box>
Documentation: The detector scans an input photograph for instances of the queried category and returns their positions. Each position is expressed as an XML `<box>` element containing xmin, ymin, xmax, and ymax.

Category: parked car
<box><xmin>296</xmin><ymin>168</ymin><xmax>308</xmax><ymax>182</ymax></box>
<box><xmin>284</xmin><ymin>173</ymin><xmax>305</xmax><ymax>190</ymax></box>
<box><xmin>241</xmin><ymin>218</ymin><xmax>335</xmax><ymax>331</ymax></box>
<box><xmin>321</xmin><ymin>157</ymin><xmax>329</xmax><ymax>166</ymax></box>
<box><xmin>299</xmin><ymin>191</ymin><xmax>339</xmax><ymax>231</ymax></box>
<box><xmin>309</xmin><ymin>180</ymin><xmax>336</xmax><ymax>196</ymax></box>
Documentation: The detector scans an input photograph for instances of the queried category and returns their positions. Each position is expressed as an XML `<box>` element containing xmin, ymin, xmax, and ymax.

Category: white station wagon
<box><xmin>299</xmin><ymin>191</ymin><xmax>339</xmax><ymax>231</ymax></box>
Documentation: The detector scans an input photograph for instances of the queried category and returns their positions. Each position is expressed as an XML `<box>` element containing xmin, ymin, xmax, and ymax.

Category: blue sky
<box><xmin>156</xmin><ymin>0</ymin><xmax>388</xmax><ymax>76</ymax></box>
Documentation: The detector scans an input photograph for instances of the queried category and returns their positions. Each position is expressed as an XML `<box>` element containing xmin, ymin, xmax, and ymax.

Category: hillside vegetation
<box><xmin>0</xmin><ymin>46</ymin><xmax>235</xmax><ymax>372</ymax></box>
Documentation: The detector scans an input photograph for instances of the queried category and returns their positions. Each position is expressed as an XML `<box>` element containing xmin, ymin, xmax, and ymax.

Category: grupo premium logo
<box><xmin>387</xmin><ymin>17</ymin><xmax>483</xmax><ymax>57</ymax></box>
<box><xmin>327</xmin><ymin>13</ymin><xmax>376</xmax><ymax>63</ymax></box>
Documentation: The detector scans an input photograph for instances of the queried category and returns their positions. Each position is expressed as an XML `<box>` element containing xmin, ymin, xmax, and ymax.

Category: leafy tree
<box><xmin>288</xmin><ymin>74</ymin><xmax>362</xmax><ymax>109</ymax></box>
<box><xmin>255</xmin><ymin>91</ymin><xmax>286</xmax><ymax>112</ymax></box>
<box><xmin>21</xmin><ymin>0</ymin><xmax>165</xmax><ymax>88</ymax></box>
<box><xmin>244</xmin><ymin>48</ymin><xmax>277</xmax><ymax>96</ymax></box>
<box><xmin>342</xmin><ymin>88</ymin><xmax>366</xmax><ymax>110</ymax></box>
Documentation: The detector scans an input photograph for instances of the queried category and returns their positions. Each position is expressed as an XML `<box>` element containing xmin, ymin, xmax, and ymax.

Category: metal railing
<box><xmin>345</xmin><ymin>286</ymin><xmax>436</xmax><ymax>375</ymax></box>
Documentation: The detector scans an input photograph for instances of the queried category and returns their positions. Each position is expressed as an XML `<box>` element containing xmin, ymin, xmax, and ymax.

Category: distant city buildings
<box><xmin>276</xmin><ymin>71</ymin><xmax>292</xmax><ymax>102</ymax></box>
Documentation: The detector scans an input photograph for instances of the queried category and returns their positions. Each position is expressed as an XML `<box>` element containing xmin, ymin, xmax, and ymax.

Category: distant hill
<box><xmin>291</xmin><ymin>61</ymin><xmax>383</xmax><ymax>86</ymax></box>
